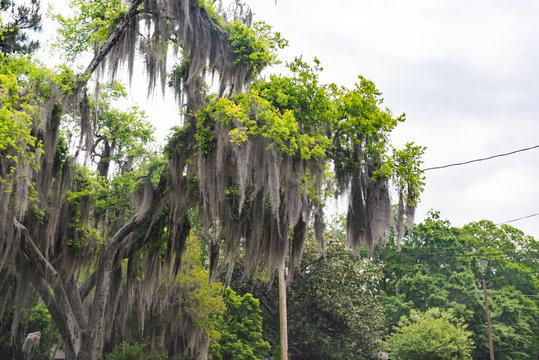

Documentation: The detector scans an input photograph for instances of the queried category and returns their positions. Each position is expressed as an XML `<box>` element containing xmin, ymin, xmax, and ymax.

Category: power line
<box><xmin>379</xmin><ymin>292</ymin><xmax>482</xmax><ymax>329</ymax></box>
<box><xmin>495</xmin><ymin>213</ymin><xmax>539</xmax><ymax>225</ymax></box>
<box><xmin>378</xmin><ymin>289</ymin><xmax>539</xmax><ymax>331</ymax></box>
<box><xmin>487</xmin><ymin>290</ymin><xmax>539</xmax><ymax>297</ymax></box>
<box><xmin>423</xmin><ymin>144</ymin><xmax>539</xmax><ymax>171</ymax></box>
<box><xmin>374</xmin><ymin>248</ymin><xmax>533</xmax><ymax>260</ymax></box>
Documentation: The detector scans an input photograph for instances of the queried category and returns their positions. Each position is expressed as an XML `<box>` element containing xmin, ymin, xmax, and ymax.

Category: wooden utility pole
<box><xmin>278</xmin><ymin>261</ymin><xmax>288</xmax><ymax>360</ymax></box>
<box><xmin>482</xmin><ymin>278</ymin><xmax>495</xmax><ymax>360</ymax></box>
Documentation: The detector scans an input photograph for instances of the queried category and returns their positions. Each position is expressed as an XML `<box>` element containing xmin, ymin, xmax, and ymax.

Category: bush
<box><xmin>102</xmin><ymin>341</ymin><xmax>166</xmax><ymax>360</ymax></box>
<box><xmin>210</xmin><ymin>288</ymin><xmax>270</xmax><ymax>360</ymax></box>
<box><xmin>385</xmin><ymin>308</ymin><xmax>474</xmax><ymax>360</ymax></box>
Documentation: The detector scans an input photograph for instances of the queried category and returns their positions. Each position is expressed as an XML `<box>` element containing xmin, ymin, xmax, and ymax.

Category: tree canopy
<box><xmin>376</xmin><ymin>212</ymin><xmax>539</xmax><ymax>359</ymax></box>
<box><xmin>14</xmin><ymin>1</ymin><xmax>532</xmax><ymax>359</ymax></box>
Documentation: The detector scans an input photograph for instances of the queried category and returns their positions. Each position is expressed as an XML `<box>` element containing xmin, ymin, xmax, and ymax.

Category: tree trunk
<box><xmin>278</xmin><ymin>261</ymin><xmax>288</xmax><ymax>360</ymax></box>
<box><xmin>482</xmin><ymin>279</ymin><xmax>495</xmax><ymax>360</ymax></box>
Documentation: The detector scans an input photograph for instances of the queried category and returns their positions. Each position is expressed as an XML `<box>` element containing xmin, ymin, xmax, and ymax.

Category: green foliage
<box><xmin>198</xmin><ymin>88</ymin><xmax>331</xmax><ymax>160</ymax></box>
<box><xmin>55</xmin><ymin>130</ymin><xmax>69</xmax><ymax>164</ymax></box>
<box><xmin>197</xmin><ymin>58</ymin><xmax>418</xmax><ymax>187</ymax></box>
<box><xmin>287</xmin><ymin>229</ymin><xmax>385</xmax><ymax>359</ymax></box>
<box><xmin>177</xmin><ymin>231</ymin><xmax>226</xmax><ymax>341</ymax></box>
<box><xmin>49</xmin><ymin>0</ymin><xmax>128</xmax><ymax>61</ymax></box>
<box><xmin>94</xmin><ymin>170</ymin><xmax>138</xmax><ymax>228</ymax></box>
<box><xmin>194</xmin><ymin>110</ymin><xmax>217</xmax><ymax>156</ymax></box>
<box><xmin>65</xmin><ymin>165</ymin><xmax>105</xmax><ymax>253</ymax></box>
<box><xmin>196</xmin><ymin>59</ymin><xmax>337</xmax><ymax>160</ymax></box>
<box><xmin>94</xmin><ymin>83</ymin><xmax>154</xmax><ymax>154</ymax></box>
<box><xmin>59</xmin><ymin>81</ymin><xmax>156</xmax><ymax>178</ymax></box>
<box><xmin>0</xmin><ymin>54</ymin><xmax>50</xmax><ymax>187</ymax></box>
<box><xmin>210</xmin><ymin>288</ymin><xmax>270</xmax><ymax>360</ymax></box>
<box><xmin>331</xmin><ymin>75</ymin><xmax>403</xmax><ymax>177</ymax></box>
<box><xmin>102</xmin><ymin>341</ymin><xmax>166</xmax><ymax>360</ymax></box>
<box><xmin>385</xmin><ymin>308</ymin><xmax>474</xmax><ymax>360</ymax></box>
<box><xmin>0</xmin><ymin>54</ymin><xmax>77</xmax><ymax>192</ymax></box>
<box><xmin>27</xmin><ymin>302</ymin><xmax>59</xmax><ymax>360</ymax></box>
<box><xmin>376</xmin><ymin>212</ymin><xmax>539</xmax><ymax>359</ymax></box>
<box><xmin>390</xmin><ymin>142</ymin><xmax>425</xmax><ymax>204</ymax></box>
<box><xmin>0</xmin><ymin>0</ymin><xmax>42</xmax><ymax>54</ymax></box>
<box><xmin>0</xmin><ymin>300</ymin><xmax>59</xmax><ymax>360</ymax></box>
<box><xmin>227</xmin><ymin>21</ymin><xmax>288</xmax><ymax>72</ymax></box>
<box><xmin>226</xmin><ymin>226</ymin><xmax>386</xmax><ymax>360</ymax></box>
<box><xmin>195</xmin><ymin>0</ymin><xmax>224</xmax><ymax>28</ymax></box>
<box><xmin>253</xmin><ymin>57</ymin><xmax>336</xmax><ymax>133</ymax></box>
<box><xmin>462</xmin><ymin>220</ymin><xmax>539</xmax><ymax>359</ymax></box>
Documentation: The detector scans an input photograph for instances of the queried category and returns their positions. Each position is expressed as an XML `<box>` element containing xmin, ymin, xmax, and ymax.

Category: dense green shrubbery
<box><xmin>210</xmin><ymin>288</ymin><xmax>270</xmax><ymax>360</ymax></box>
<box><xmin>385</xmin><ymin>308</ymin><xmax>474</xmax><ymax>360</ymax></box>
<box><xmin>102</xmin><ymin>341</ymin><xmax>166</xmax><ymax>360</ymax></box>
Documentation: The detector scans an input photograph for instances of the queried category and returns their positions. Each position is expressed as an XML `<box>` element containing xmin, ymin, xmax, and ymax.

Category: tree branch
<box><xmin>85</xmin><ymin>179</ymin><xmax>166</xmax><ymax>354</ymax></box>
<box><xmin>79</xmin><ymin>0</ymin><xmax>144</xmax><ymax>85</ymax></box>
<box><xmin>79</xmin><ymin>272</ymin><xmax>97</xmax><ymax>302</ymax></box>
<box><xmin>66</xmin><ymin>276</ymin><xmax>86</xmax><ymax>328</ymax></box>
<box><xmin>29</xmin><ymin>271</ymin><xmax>78</xmax><ymax>358</ymax></box>
<box><xmin>15</xmin><ymin>218</ymin><xmax>82</xmax><ymax>355</ymax></box>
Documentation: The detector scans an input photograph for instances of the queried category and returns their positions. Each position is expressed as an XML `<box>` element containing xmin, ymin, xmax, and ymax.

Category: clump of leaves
<box><xmin>177</xmin><ymin>231</ymin><xmax>226</xmax><ymax>342</ymax></box>
<box><xmin>385</xmin><ymin>308</ymin><xmax>474</xmax><ymax>360</ymax></box>
<box><xmin>210</xmin><ymin>288</ymin><xmax>270</xmax><ymax>360</ymax></box>
<box><xmin>228</xmin><ymin>21</ymin><xmax>288</xmax><ymax>72</ymax></box>
<box><xmin>49</xmin><ymin>0</ymin><xmax>128</xmax><ymax>61</ymax></box>
<box><xmin>0</xmin><ymin>54</ymin><xmax>48</xmax><ymax>187</ymax></box>
<box><xmin>102</xmin><ymin>341</ymin><xmax>166</xmax><ymax>360</ymax></box>
<box><xmin>0</xmin><ymin>0</ymin><xmax>42</xmax><ymax>55</ymax></box>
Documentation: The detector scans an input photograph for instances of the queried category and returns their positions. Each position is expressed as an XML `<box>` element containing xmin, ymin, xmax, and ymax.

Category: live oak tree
<box><xmin>0</xmin><ymin>0</ymin><xmax>425</xmax><ymax>359</ymax></box>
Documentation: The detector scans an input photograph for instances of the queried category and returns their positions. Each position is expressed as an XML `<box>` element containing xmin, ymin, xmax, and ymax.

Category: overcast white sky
<box><xmin>38</xmin><ymin>0</ymin><xmax>539</xmax><ymax>239</ymax></box>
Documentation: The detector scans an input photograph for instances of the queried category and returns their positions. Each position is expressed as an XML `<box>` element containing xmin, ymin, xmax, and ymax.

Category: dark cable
<box><xmin>487</xmin><ymin>290</ymin><xmax>539</xmax><ymax>297</ymax></box>
<box><xmin>423</xmin><ymin>144</ymin><xmax>539</xmax><ymax>171</ymax></box>
<box><xmin>495</xmin><ymin>213</ymin><xmax>539</xmax><ymax>225</ymax></box>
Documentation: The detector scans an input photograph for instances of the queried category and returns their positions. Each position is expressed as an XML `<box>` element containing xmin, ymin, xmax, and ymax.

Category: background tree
<box><xmin>0</xmin><ymin>0</ymin><xmax>41</xmax><ymax>54</ymax></box>
<box><xmin>210</xmin><ymin>288</ymin><xmax>270</xmax><ymax>360</ymax></box>
<box><xmin>376</xmin><ymin>212</ymin><xmax>539</xmax><ymax>359</ymax></box>
<box><xmin>225</xmin><ymin>224</ymin><xmax>386</xmax><ymax>359</ymax></box>
<box><xmin>385</xmin><ymin>307</ymin><xmax>474</xmax><ymax>360</ymax></box>
<box><xmin>87</xmin><ymin>81</ymin><xmax>155</xmax><ymax>178</ymax></box>
<box><xmin>287</xmin><ymin>228</ymin><xmax>385</xmax><ymax>360</ymax></box>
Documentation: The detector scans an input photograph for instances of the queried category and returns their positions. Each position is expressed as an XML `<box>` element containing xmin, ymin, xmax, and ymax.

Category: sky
<box><xmin>36</xmin><ymin>0</ymin><xmax>539</xmax><ymax>239</ymax></box>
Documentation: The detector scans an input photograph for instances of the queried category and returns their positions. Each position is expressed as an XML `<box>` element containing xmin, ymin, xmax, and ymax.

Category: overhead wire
<box><xmin>420</xmin><ymin>144</ymin><xmax>539</xmax><ymax>229</ymax></box>
<box><xmin>369</xmin><ymin>140</ymin><xmax>539</xmax><ymax>347</ymax></box>
<box><xmin>422</xmin><ymin>143</ymin><xmax>539</xmax><ymax>171</ymax></box>
<box><xmin>378</xmin><ymin>289</ymin><xmax>539</xmax><ymax>331</ymax></box>
<box><xmin>487</xmin><ymin>290</ymin><xmax>539</xmax><ymax>297</ymax></box>
<box><xmin>496</xmin><ymin>213</ymin><xmax>539</xmax><ymax>225</ymax></box>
